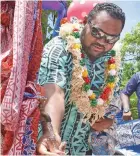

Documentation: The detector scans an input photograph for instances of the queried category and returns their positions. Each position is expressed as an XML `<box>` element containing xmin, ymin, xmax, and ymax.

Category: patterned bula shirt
<box><xmin>38</xmin><ymin>36</ymin><xmax>121</xmax><ymax>155</ymax></box>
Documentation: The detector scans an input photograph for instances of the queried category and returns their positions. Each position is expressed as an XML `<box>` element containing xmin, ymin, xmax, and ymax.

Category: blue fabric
<box><xmin>42</xmin><ymin>1</ymin><xmax>67</xmax><ymax>37</ymax></box>
<box><xmin>116</xmin><ymin>119</ymin><xmax>140</xmax><ymax>155</ymax></box>
<box><xmin>123</xmin><ymin>144</ymin><xmax>140</xmax><ymax>153</ymax></box>
<box><xmin>116</xmin><ymin>119</ymin><xmax>140</xmax><ymax>148</ymax></box>
<box><xmin>115</xmin><ymin>109</ymin><xmax>124</xmax><ymax>124</ymax></box>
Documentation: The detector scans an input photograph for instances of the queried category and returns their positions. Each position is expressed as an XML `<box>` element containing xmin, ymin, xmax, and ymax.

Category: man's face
<box><xmin>81</xmin><ymin>11</ymin><xmax>123</xmax><ymax>60</ymax></box>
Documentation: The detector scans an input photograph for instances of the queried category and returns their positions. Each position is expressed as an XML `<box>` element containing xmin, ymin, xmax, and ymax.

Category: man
<box><xmin>121</xmin><ymin>72</ymin><xmax>140</xmax><ymax>120</ymax></box>
<box><xmin>37</xmin><ymin>2</ymin><xmax>125</xmax><ymax>155</ymax></box>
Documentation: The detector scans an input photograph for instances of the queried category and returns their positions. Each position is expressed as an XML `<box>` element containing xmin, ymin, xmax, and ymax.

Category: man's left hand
<box><xmin>123</xmin><ymin>111</ymin><xmax>132</xmax><ymax>121</ymax></box>
<box><xmin>91</xmin><ymin>117</ymin><xmax>114</xmax><ymax>132</ymax></box>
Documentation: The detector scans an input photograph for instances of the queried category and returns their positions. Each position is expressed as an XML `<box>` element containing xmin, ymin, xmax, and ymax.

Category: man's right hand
<box><xmin>36</xmin><ymin>133</ymin><xmax>66</xmax><ymax>155</ymax></box>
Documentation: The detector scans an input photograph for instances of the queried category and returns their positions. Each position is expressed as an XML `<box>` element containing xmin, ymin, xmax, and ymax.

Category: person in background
<box><xmin>121</xmin><ymin>72</ymin><xmax>140</xmax><ymax>120</ymax></box>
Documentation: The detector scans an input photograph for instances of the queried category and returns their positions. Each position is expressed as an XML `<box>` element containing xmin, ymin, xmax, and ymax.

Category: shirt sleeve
<box><xmin>38</xmin><ymin>44</ymin><xmax>67</xmax><ymax>89</ymax></box>
<box><xmin>122</xmin><ymin>73</ymin><xmax>138</xmax><ymax>96</ymax></box>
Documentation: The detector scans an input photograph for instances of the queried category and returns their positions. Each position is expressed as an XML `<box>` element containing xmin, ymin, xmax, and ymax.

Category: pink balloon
<box><xmin>67</xmin><ymin>0</ymin><xmax>105</xmax><ymax>22</ymax></box>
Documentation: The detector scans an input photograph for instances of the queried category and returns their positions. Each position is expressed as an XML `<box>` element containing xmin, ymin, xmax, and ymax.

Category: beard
<box><xmin>80</xmin><ymin>29</ymin><xmax>108</xmax><ymax>61</ymax></box>
<box><xmin>82</xmin><ymin>43</ymin><xmax>106</xmax><ymax>59</ymax></box>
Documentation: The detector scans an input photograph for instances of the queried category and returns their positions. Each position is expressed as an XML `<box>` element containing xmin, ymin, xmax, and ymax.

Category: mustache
<box><xmin>90</xmin><ymin>43</ymin><xmax>105</xmax><ymax>49</ymax></box>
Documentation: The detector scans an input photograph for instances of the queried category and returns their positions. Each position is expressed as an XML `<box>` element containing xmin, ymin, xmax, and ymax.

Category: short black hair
<box><xmin>87</xmin><ymin>2</ymin><xmax>125</xmax><ymax>29</ymax></box>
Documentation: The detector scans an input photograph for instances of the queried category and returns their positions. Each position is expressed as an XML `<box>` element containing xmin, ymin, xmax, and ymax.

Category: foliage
<box><xmin>120</xmin><ymin>23</ymin><xmax>140</xmax><ymax>119</ymax></box>
<box><xmin>130</xmin><ymin>93</ymin><xmax>138</xmax><ymax>119</ymax></box>
<box><xmin>121</xmin><ymin>63</ymin><xmax>138</xmax><ymax>88</ymax></box>
<box><xmin>41</xmin><ymin>1</ymin><xmax>72</xmax><ymax>45</ymax></box>
<box><xmin>121</xmin><ymin>22</ymin><xmax>140</xmax><ymax>61</ymax></box>
<box><xmin>41</xmin><ymin>10</ymin><xmax>57</xmax><ymax>45</ymax></box>
<box><xmin>120</xmin><ymin>63</ymin><xmax>139</xmax><ymax>119</ymax></box>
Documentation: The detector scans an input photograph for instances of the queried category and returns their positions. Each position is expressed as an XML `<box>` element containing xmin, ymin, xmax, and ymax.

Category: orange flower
<box><xmin>82</xmin><ymin>70</ymin><xmax>88</xmax><ymax>78</ymax></box>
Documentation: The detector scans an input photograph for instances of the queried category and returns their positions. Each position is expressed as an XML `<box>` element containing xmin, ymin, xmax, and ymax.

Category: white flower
<box><xmin>109</xmin><ymin>69</ymin><xmax>117</xmax><ymax>76</ymax></box>
<box><xmin>59</xmin><ymin>23</ymin><xmax>73</xmax><ymax>38</ymax></box>
<box><xmin>72</xmin><ymin>23</ymin><xmax>81</xmax><ymax>30</ymax></box>
<box><xmin>87</xmin><ymin>90</ymin><xmax>93</xmax><ymax>96</ymax></box>
<box><xmin>97</xmin><ymin>98</ymin><xmax>104</xmax><ymax>105</ymax></box>
<box><xmin>82</xmin><ymin>66</ymin><xmax>87</xmax><ymax>71</ymax></box>
<box><xmin>66</xmin><ymin>36</ymin><xmax>76</xmax><ymax>44</ymax></box>
<box><xmin>75</xmin><ymin>38</ymin><xmax>81</xmax><ymax>43</ymax></box>
<box><xmin>78</xmin><ymin>73</ymin><xmax>83</xmax><ymax>79</ymax></box>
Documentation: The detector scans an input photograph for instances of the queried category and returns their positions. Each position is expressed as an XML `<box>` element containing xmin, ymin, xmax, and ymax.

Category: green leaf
<box><xmin>90</xmin><ymin>99</ymin><xmax>97</xmax><ymax>107</ymax></box>
<box><xmin>83</xmin><ymin>84</ymin><xmax>91</xmax><ymax>92</ymax></box>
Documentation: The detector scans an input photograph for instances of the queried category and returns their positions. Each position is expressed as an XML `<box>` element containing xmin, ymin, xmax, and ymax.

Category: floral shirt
<box><xmin>38</xmin><ymin>36</ymin><xmax>121</xmax><ymax>155</ymax></box>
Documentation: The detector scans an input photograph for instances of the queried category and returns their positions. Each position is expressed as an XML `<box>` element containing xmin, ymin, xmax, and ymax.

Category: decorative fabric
<box><xmin>42</xmin><ymin>1</ymin><xmax>67</xmax><ymax>37</ymax></box>
<box><xmin>2</xmin><ymin>0</ymin><xmax>34</xmax><ymax>131</ymax></box>
<box><xmin>1</xmin><ymin>1</ymin><xmax>15</xmax><ymax>101</ymax></box>
<box><xmin>116</xmin><ymin>119</ymin><xmax>140</xmax><ymax>152</ymax></box>
<box><xmin>91</xmin><ymin>96</ymin><xmax>122</xmax><ymax>155</ymax></box>
<box><xmin>1</xmin><ymin>0</ymin><xmax>43</xmax><ymax>155</ymax></box>
<box><xmin>38</xmin><ymin>36</ymin><xmax>121</xmax><ymax>155</ymax></box>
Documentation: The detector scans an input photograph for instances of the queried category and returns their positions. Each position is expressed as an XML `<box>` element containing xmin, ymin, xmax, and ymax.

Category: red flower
<box><xmin>73</xmin><ymin>28</ymin><xmax>79</xmax><ymax>32</ymax></box>
<box><xmin>83</xmin><ymin>16</ymin><xmax>87</xmax><ymax>25</ymax></box>
<box><xmin>108</xmin><ymin>58</ymin><xmax>115</xmax><ymax>64</ymax></box>
<box><xmin>79</xmin><ymin>21</ymin><xmax>83</xmax><ymax>24</ymax></box>
<box><xmin>60</xmin><ymin>17</ymin><xmax>68</xmax><ymax>25</ymax></box>
<box><xmin>100</xmin><ymin>93</ymin><xmax>108</xmax><ymax>101</ymax></box>
<box><xmin>81</xmin><ymin>53</ymin><xmax>85</xmax><ymax>58</ymax></box>
<box><xmin>103</xmin><ymin>87</ymin><xmax>111</xmax><ymax>95</ymax></box>
<box><xmin>83</xmin><ymin>77</ymin><xmax>91</xmax><ymax>84</ymax></box>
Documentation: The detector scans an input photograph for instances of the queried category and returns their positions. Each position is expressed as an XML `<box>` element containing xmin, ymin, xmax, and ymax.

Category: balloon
<box><xmin>67</xmin><ymin>0</ymin><xmax>105</xmax><ymax>22</ymax></box>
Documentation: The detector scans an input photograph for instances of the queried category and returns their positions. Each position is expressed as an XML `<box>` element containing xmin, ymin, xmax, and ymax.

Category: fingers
<box><xmin>37</xmin><ymin>133</ymin><xmax>67</xmax><ymax>155</ymax></box>
<box><xmin>59</xmin><ymin>141</ymin><xmax>67</xmax><ymax>152</ymax></box>
<box><xmin>37</xmin><ymin>143</ymin><xmax>49</xmax><ymax>155</ymax></box>
<box><xmin>37</xmin><ymin>143</ymin><xmax>62</xmax><ymax>156</ymax></box>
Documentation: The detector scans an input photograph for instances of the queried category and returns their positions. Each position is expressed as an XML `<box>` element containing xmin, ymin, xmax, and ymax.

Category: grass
<box><xmin>130</xmin><ymin>93</ymin><xmax>138</xmax><ymax>119</ymax></box>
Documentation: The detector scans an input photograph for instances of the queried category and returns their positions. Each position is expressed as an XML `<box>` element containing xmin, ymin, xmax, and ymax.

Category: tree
<box><xmin>120</xmin><ymin>23</ymin><xmax>140</xmax><ymax>119</ymax></box>
<box><xmin>121</xmin><ymin>22</ymin><xmax>140</xmax><ymax>61</ymax></box>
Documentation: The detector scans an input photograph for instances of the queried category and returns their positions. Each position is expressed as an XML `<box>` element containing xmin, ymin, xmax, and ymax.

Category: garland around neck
<box><xmin>59</xmin><ymin>21</ymin><xmax>121</xmax><ymax>125</ymax></box>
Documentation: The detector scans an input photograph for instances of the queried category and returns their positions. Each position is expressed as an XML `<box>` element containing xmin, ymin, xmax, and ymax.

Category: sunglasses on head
<box><xmin>88</xmin><ymin>21</ymin><xmax>120</xmax><ymax>44</ymax></box>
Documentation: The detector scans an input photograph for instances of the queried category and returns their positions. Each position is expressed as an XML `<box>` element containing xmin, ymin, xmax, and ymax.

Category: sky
<box><xmin>110</xmin><ymin>1</ymin><xmax>140</xmax><ymax>39</ymax></box>
<box><xmin>47</xmin><ymin>0</ymin><xmax>140</xmax><ymax>40</ymax></box>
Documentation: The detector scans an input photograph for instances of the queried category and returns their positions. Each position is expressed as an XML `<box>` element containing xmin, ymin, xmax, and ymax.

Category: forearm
<box><xmin>120</xmin><ymin>93</ymin><xmax>130</xmax><ymax>109</ymax></box>
<box><xmin>40</xmin><ymin>92</ymin><xmax>65</xmax><ymax>135</ymax></box>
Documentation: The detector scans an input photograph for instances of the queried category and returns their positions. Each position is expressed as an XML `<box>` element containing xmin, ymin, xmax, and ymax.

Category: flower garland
<box><xmin>59</xmin><ymin>20</ymin><xmax>120</xmax><ymax>125</ymax></box>
<box><xmin>81</xmin><ymin>51</ymin><xmax>117</xmax><ymax>106</ymax></box>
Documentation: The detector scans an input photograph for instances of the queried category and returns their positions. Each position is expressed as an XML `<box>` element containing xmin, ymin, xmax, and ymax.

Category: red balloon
<box><xmin>67</xmin><ymin>0</ymin><xmax>105</xmax><ymax>22</ymax></box>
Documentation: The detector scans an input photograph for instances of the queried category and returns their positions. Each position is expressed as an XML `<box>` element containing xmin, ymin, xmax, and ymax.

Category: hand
<box><xmin>36</xmin><ymin>132</ymin><xmax>66</xmax><ymax>155</ymax></box>
<box><xmin>123</xmin><ymin>111</ymin><xmax>132</xmax><ymax>121</ymax></box>
<box><xmin>91</xmin><ymin>117</ymin><xmax>113</xmax><ymax>132</ymax></box>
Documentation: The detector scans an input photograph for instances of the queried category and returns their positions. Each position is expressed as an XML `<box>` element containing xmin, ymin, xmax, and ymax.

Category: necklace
<box><xmin>80</xmin><ymin>50</ymin><xmax>116</xmax><ymax>107</ymax></box>
<box><xmin>59</xmin><ymin>20</ymin><xmax>118</xmax><ymax>124</ymax></box>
